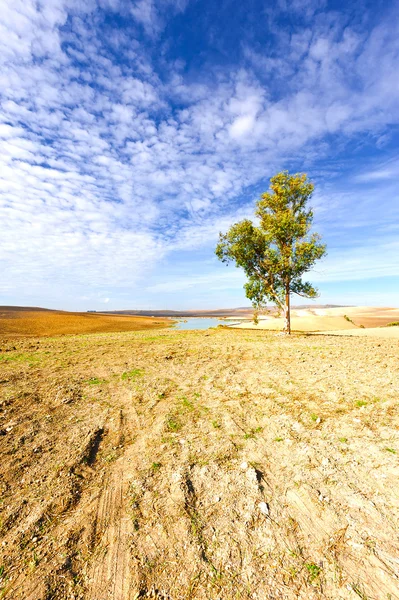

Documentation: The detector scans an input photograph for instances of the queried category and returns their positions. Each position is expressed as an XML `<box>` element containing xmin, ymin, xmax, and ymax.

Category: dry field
<box><xmin>234</xmin><ymin>306</ymin><xmax>399</xmax><ymax>336</ymax></box>
<box><xmin>0</xmin><ymin>308</ymin><xmax>170</xmax><ymax>338</ymax></box>
<box><xmin>1</xmin><ymin>327</ymin><xmax>399</xmax><ymax>600</ymax></box>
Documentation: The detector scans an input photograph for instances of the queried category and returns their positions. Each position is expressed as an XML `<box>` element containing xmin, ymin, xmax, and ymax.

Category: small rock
<box><xmin>259</xmin><ymin>501</ymin><xmax>269</xmax><ymax>516</ymax></box>
<box><xmin>321</xmin><ymin>457</ymin><xmax>329</xmax><ymax>467</ymax></box>
<box><xmin>214</xmin><ymin>496</ymin><xmax>221</xmax><ymax>502</ymax></box>
<box><xmin>240</xmin><ymin>461</ymin><xmax>248</xmax><ymax>470</ymax></box>
<box><xmin>246</xmin><ymin>468</ymin><xmax>257</xmax><ymax>483</ymax></box>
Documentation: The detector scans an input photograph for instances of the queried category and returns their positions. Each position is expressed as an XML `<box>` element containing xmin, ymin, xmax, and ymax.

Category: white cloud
<box><xmin>229</xmin><ymin>114</ymin><xmax>256</xmax><ymax>138</ymax></box>
<box><xmin>0</xmin><ymin>0</ymin><xmax>398</xmax><ymax>307</ymax></box>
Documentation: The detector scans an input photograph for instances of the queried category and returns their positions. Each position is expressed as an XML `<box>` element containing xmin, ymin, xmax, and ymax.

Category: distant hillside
<box><xmin>97</xmin><ymin>305</ymin><xmax>346</xmax><ymax>318</ymax></box>
<box><xmin>0</xmin><ymin>306</ymin><xmax>55</xmax><ymax>312</ymax></box>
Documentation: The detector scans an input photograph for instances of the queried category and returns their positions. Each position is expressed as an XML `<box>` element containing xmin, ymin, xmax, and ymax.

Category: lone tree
<box><xmin>215</xmin><ymin>171</ymin><xmax>327</xmax><ymax>334</ymax></box>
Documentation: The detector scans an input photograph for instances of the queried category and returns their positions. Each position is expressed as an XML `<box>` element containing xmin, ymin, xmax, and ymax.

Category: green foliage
<box><xmin>386</xmin><ymin>321</ymin><xmax>399</xmax><ymax>327</ymax></box>
<box><xmin>215</xmin><ymin>171</ymin><xmax>326</xmax><ymax>333</ymax></box>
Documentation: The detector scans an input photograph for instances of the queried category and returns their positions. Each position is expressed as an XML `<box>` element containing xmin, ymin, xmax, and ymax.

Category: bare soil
<box><xmin>0</xmin><ymin>308</ymin><xmax>170</xmax><ymax>337</ymax></box>
<box><xmin>1</xmin><ymin>328</ymin><xmax>398</xmax><ymax>599</ymax></box>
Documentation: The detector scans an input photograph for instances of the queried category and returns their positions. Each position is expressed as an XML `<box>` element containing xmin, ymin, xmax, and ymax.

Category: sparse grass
<box><xmin>356</xmin><ymin>400</ymin><xmax>368</xmax><ymax>407</ymax></box>
<box><xmin>212</xmin><ymin>420</ymin><xmax>221</xmax><ymax>429</ymax></box>
<box><xmin>384</xmin><ymin>447</ymin><xmax>396</xmax><ymax>454</ymax></box>
<box><xmin>28</xmin><ymin>552</ymin><xmax>40</xmax><ymax>571</ymax></box>
<box><xmin>0</xmin><ymin>352</ymin><xmax>41</xmax><ymax>365</ymax></box>
<box><xmin>87</xmin><ymin>376</ymin><xmax>107</xmax><ymax>385</ymax></box>
<box><xmin>339</xmin><ymin>437</ymin><xmax>348</xmax><ymax>443</ymax></box>
<box><xmin>104</xmin><ymin>451</ymin><xmax>118</xmax><ymax>462</ymax></box>
<box><xmin>244</xmin><ymin>426</ymin><xmax>262</xmax><ymax>439</ymax></box>
<box><xmin>181</xmin><ymin>397</ymin><xmax>194</xmax><ymax>410</ymax></box>
<box><xmin>386</xmin><ymin>322</ymin><xmax>399</xmax><ymax>327</ymax></box>
<box><xmin>350</xmin><ymin>582</ymin><xmax>369</xmax><ymax>599</ymax></box>
<box><xmin>121</xmin><ymin>368</ymin><xmax>144</xmax><ymax>381</ymax></box>
<box><xmin>166</xmin><ymin>416</ymin><xmax>182</xmax><ymax>432</ymax></box>
<box><xmin>305</xmin><ymin>562</ymin><xmax>321</xmax><ymax>583</ymax></box>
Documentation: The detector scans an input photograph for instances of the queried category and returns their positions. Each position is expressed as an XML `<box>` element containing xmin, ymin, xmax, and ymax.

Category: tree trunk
<box><xmin>284</xmin><ymin>287</ymin><xmax>291</xmax><ymax>334</ymax></box>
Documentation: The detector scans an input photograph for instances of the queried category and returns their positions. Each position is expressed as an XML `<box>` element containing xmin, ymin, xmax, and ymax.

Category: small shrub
<box><xmin>386</xmin><ymin>321</ymin><xmax>399</xmax><ymax>327</ymax></box>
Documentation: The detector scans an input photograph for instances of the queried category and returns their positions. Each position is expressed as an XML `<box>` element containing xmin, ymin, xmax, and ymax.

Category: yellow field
<box><xmin>0</xmin><ymin>307</ymin><xmax>171</xmax><ymax>337</ymax></box>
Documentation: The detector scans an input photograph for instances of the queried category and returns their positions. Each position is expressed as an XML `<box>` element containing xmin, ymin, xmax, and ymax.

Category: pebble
<box><xmin>246</xmin><ymin>468</ymin><xmax>258</xmax><ymax>483</ymax></box>
<box><xmin>259</xmin><ymin>501</ymin><xmax>270</xmax><ymax>516</ymax></box>
<box><xmin>318</xmin><ymin>493</ymin><xmax>330</xmax><ymax>503</ymax></box>
<box><xmin>240</xmin><ymin>461</ymin><xmax>248</xmax><ymax>470</ymax></box>
<box><xmin>321</xmin><ymin>457</ymin><xmax>329</xmax><ymax>467</ymax></box>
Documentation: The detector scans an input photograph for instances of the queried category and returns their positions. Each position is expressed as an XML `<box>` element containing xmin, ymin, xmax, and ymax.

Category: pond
<box><xmin>172</xmin><ymin>317</ymin><xmax>241</xmax><ymax>330</ymax></box>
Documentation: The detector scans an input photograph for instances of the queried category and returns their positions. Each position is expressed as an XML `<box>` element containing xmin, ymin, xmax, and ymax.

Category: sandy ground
<box><xmin>314</xmin><ymin>327</ymin><xmax>399</xmax><ymax>338</ymax></box>
<box><xmin>233</xmin><ymin>306</ymin><xmax>399</xmax><ymax>334</ymax></box>
<box><xmin>1</xmin><ymin>328</ymin><xmax>399</xmax><ymax>599</ymax></box>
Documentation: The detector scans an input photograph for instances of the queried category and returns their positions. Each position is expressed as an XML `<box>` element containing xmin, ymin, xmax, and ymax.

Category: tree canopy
<box><xmin>215</xmin><ymin>171</ymin><xmax>327</xmax><ymax>333</ymax></box>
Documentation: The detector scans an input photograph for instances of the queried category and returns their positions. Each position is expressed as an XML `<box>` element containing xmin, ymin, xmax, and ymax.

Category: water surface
<box><xmin>173</xmin><ymin>317</ymin><xmax>240</xmax><ymax>330</ymax></box>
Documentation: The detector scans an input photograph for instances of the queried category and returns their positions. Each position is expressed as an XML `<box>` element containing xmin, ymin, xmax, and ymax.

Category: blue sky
<box><xmin>1</xmin><ymin>0</ymin><xmax>398</xmax><ymax>310</ymax></box>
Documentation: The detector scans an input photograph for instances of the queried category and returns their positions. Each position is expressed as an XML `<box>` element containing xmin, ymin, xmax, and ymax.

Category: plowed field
<box><xmin>0</xmin><ymin>308</ymin><xmax>170</xmax><ymax>337</ymax></box>
<box><xmin>1</xmin><ymin>328</ymin><xmax>398</xmax><ymax>599</ymax></box>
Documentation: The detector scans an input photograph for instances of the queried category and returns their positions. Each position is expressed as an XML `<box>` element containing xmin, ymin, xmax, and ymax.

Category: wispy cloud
<box><xmin>0</xmin><ymin>0</ymin><xmax>398</xmax><ymax>308</ymax></box>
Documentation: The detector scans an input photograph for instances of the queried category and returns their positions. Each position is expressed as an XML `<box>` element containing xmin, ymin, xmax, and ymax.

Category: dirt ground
<box><xmin>1</xmin><ymin>328</ymin><xmax>398</xmax><ymax>600</ymax></box>
<box><xmin>0</xmin><ymin>308</ymin><xmax>170</xmax><ymax>337</ymax></box>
